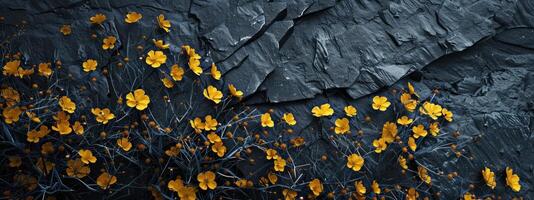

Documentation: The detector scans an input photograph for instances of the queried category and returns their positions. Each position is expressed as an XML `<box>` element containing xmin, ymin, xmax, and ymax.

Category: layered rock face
<box><xmin>0</xmin><ymin>0</ymin><xmax>532</xmax><ymax>199</ymax></box>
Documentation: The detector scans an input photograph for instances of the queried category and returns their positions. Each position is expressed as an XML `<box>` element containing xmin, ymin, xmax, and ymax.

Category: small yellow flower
<box><xmin>381</xmin><ymin>121</ymin><xmax>397</xmax><ymax>143</ymax></box>
<box><xmin>167</xmin><ymin>177</ymin><xmax>184</xmax><ymax>193</ymax></box>
<box><xmin>58</xmin><ymin>96</ymin><xmax>76</xmax><ymax>113</ymax></box>
<box><xmin>274</xmin><ymin>157</ymin><xmax>286</xmax><ymax>172</ymax></box>
<box><xmin>66</xmin><ymin>159</ymin><xmax>90</xmax><ymax>178</ymax></box>
<box><xmin>203</xmin><ymin>85</ymin><xmax>223</xmax><ymax>104</ymax></box>
<box><xmin>189</xmin><ymin>117</ymin><xmax>205</xmax><ymax>133</ymax></box>
<box><xmin>96</xmin><ymin>172</ymin><xmax>117</xmax><ymax>190</ymax></box>
<box><xmin>406</xmin><ymin>188</ymin><xmax>419</xmax><ymax>200</ymax></box>
<box><xmin>52</xmin><ymin>119</ymin><xmax>72</xmax><ymax>135</ymax></box>
<box><xmin>153</xmin><ymin>39</ymin><xmax>169</xmax><ymax>49</ymax></box>
<box><xmin>400</xmin><ymin>93</ymin><xmax>417</xmax><ymax>112</ymax></box>
<box><xmin>396</xmin><ymin>116</ymin><xmax>413</xmax><ymax>126</ymax></box>
<box><xmin>91</xmin><ymin>108</ymin><xmax>115</xmax><ymax>124</ymax></box>
<box><xmin>417</xmin><ymin>166</ymin><xmax>432</xmax><ymax>184</ymax></box>
<box><xmin>177</xmin><ymin>186</ymin><xmax>196</xmax><ymax>200</ymax></box>
<box><xmin>38</xmin><ymin>62</ymin><xmax>52</xmax><ymax>77</ymax></box>
<box><xmin>211</xmin><ymin>141</ymin><xmax>226</xmax><ymax>157</ymax></box>
<box><xmin>372</xmin><ymin>96</ymin><xmax>390</xmax><ymax>111</ymax></box>
<box><xmin>90</xmin><ymin>13</ymin><xmax>106</xmax><ymax>24</ymax></box>
<box><xmin>82</xmin><ymin>59</ymin><xmax>98</xmax><ymax>72</ymax></box>
<box><xmin>228</xmin><ymin>84</ymin><xmax>243</xmax><ymax>98</ymax></box>
<box><xmin>102</xmin><ymin>36</ymin><xmax>116</xmax><ymax>50</ymax></box>
<box><xmin>170</xmin><ymin>64</ymin><xmax>184</xmax><ymax>81</ymax></box>
<box><xmin>268</xmin><ymin>172</ymin><xmax>278</xmax><ymax>184</ymax></box>
<box><xmin>442</xmin><ymin>108</ymin><xmax>453</xmax><ymax>122</ymax></box>
<box><xmin>265</xmin><ymin>149</ymin><xmax>278</xmax><ymax>160</ymax></box>
<box><xmin>308</xmin><ymin>179</ymin><xmax>323</xmax><ymax>196</ymax></box>
<box><xmin>73</xmin><ymin>121</ymin><xmax>84</xmax><ymax>135</ymax></box>
<box><xmin>505</xmin><ymin>167</ymin><xmax>521</xmax><ymax>192</ymax></box>
<box><xmin>344</xmin><ymin>105</ymin><xmax>357</xmax><ymax>117</ymax></box>
<box><xmin>282</xmin><ymin>113</ymin><xmax>296</xmax><ymax>126</ymax></box>
<box><xmin>408</xmin><ymin>137</ymin><xmax>417</xmax><ymax>151</ymax></box>
<box><xmin>26</xmin><ymin>111</ymin><xmax>41</xmax><ymax>123</ymax></box>
<box><xmin>117</xmin><ymin>138</ymin><xmax>132</xmax><ymax>151</ymax></box>
<box><xmin>398</xmin><ymin>156</ymin><xmax>408</xmax><ymax>169</ymax></box>
<box><xmin>3</xmin><ymin>106</ymin><xmax>22</xmax><ymax>124</ymax></box>
<box><xmin>207</xmin><ymin>132</ymin><xmax>221</xmax><ymax>144</ymax></box>
<box><xmin>27</xmin><ymin>126</ymin><xmax>50</xmax><ymax>143</ymax></box>
<box><xmin>346</xmin><ymin>154</ymin><xmax>364</xmax><ymax>171</ymax></box>
<box><xmin>482</xmin><ymin>167</ymin><xmax>496</xmax><ymax>189</ymax></box>
<box><xmin>463</xmin><ymin>192</ymin><xmax>474</xmax><ymax>200</ymax></box>
<box><xmin>334</xmin><ymin>118</ymin><xmax>350</xmax><ymax>134</ymax></box>
<box><xmin>311</xmin><ymin>103</ymin><xmax>334</xmax><ymax>117</ymax></box>
<box><xmin>60</xmin><ymin>25</ymin><xmax>71</xmax><ymax>35</ymax></box>
<box><xmin>161</xmin><ymin>77</ymin><xmax>174</xmax><ymax>88</ymax></box>
<box><xmin>204</xmin><ymin>115</ymin><xmax>218</xmax><ymax>131</ymax></box>
<box><xmin>235</xmin><ymin>179</ymin><xmax>253</xmax><ymax>188</ymax></box>
<box><xmin>283</xmin><ymin>189</ymin><xmax>297</xmax><ymax>200</ymax></box>
<box><xmin>210</xmin><ymin>63</ymin><xmax>221</xmax><ymax>80</ymax></box>
<box><xmin>197</xmin><ymin>171</ymin><xmax>217</xmax><ymax>190</ymax></box>
<box><xmin>126</xmin><ymin>89</ymin><xmax>151</xmax><ymax>110</ymax></box>
<box><xmin>371</xmin><ymin>180</ymin><xmax>381</xmax><ymax>194</ymax></box>
<box><xmin>78</xmin><ymin>149</ymin><xmax>97</xmax><ymax>164</ymax></box>
<box><xmin>145</xmin><ymin>50</ymin><xmax>167</xmax><ymax>68</ymax></box>
<box><xmin>261</xmin><ymin>113</ymin><xmax>274</xmax><ymax>128</ymax></box>
<box><xmin>125</xmin><ymin>12</ymin><xmax>142</xmax><ymax>23</ymax></box>
<box><xmin>355</xmin><ymin>180</ymin><xmax>366</xmax><ymax>196</ymax></box>
<box><xmin>157</xmin><ymin>14</ymin><xmax>171</xmax><ymax>32</ymax></box>
<box><xmin>412</xmin><ymin>124</ymin><xmax>428</xmax><ymax>138</ymax></box>
<box><xmin>429</xmin><ymin>122</ymin><xmax>439</xmax><ymax>136</ymax></box>
<box><xmin>372</xmin><ymin>138</ymin><xmax>387</xmax><ymax>153</ymax></box>
<box><xmin>8</xmin><ymin>156</ymin><xmax>21</xmax><ymax>168</ymax></box>
<box><xmin>419</xmin><ymin>102</ymin><xmax>442</xmax><ymax>120</ymax></box>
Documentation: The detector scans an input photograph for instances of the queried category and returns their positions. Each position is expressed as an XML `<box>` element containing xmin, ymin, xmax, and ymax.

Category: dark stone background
<box><xmin>0</xmin><ymin>0</ymin><xmax>532</xmax><ymax>199</ymax></box>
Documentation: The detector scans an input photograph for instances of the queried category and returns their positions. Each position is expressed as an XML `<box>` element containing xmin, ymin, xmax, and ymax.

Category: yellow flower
<box><xmin>59</xmin><ymin>96</ymin><xmax>76</xmax><ymax>113</ymax></box>
<box><xmin>26</xmin><ymin>111</ymin><xmax>41</xmax><ymax>123</ymax></box>
<box><xmin>210</xmin><ymin>63</ymin><xmax>221</xmax><ymax>80</ymax></box>
<box><xmin>189</xmin><ymin>55</ymin><xmax>202</xmax><ymax>76</ymax></box>
<box><xmin>197</xmin><ymin>171</ymin><xmax>217</xmax><ymax>190</ymax></box>
<box><xmin>1</xmin><ymin>87</ymin><xmax>20</xmax><ymax>107</ymax></box>
<box><xmin>406</xmin><ymin>188</ymin><xmax>419</xmax><ymax>200</ymax></box>
<box><xmin>268</xmin><ymin>172</ymin><xmax>278</xmax><ymax>184</ymax></box>
<box><xmin>2</xmin><ymin>60</ymin><xmax>33</xmax><ymax>78</ymax></box>
<box><xmin>203</xmin><ymin>85</ymin><xmax>223</xmax><ymax>104</ymax></box>
<box><xmin>308</xmin><ymin>179</ymin><xmax>323</xmax><ymax>196</ymax></box>
<box><xmin>170</xmin><ymin>64</ymin><xmax>184</xmax><ymax>81</ymax></box>
<box><xmin>398</xmin><ymin>156</ymin><xmax>408</xmax><ymax>169</ymax></box>
<box><xmin>38</xmin><ymin>62</ymin><xmax>52</xmax><ymax>77</ymax></box>
<box><xmin>407</xmin><ymin>82</ymin><xmax>418</xmax><ymax>96</ymax></box>
<box><xmin>429</xmin><ymin>122</ymin><xmax>439</xmax><ymax>136</ymax></box>
<box><xmin>82</xmin><ymin>59</ymin><xmax>98</xmax><ymax>72</ymax></box>
<box><xmin>283</xmin><ymin>189</ymin><xmax>297</xmax><ymax>200</ymax></box>
<box><xmin>126</xmin><ymin>89</ymin><xmax>150</xmax><ymax>110</ymax></box>
<box><xmin>73</xmin><ymin>121</ymin><xmax>84</xmax><ymax>135</ymax></box>
<box><xmin>177</xmin><ymin>186</ymin><xmax>196</xmax><ymax>200</ymax></box>
<box><xmin>346</xmin><ymin>153</ymin><xmax>364</xmax><ymax>171</ymax></box>
<box><xmin>396</xmin><ymin>116</ymin><xmax>413</xmax><ymax>126</ymax></box>
<box><xmin>60</xmin><ymin>25</ymin><xmax>71</xmax><ymax>35</ymax></box>
<box><xmin>157</xmin><ymin>14</ymin><xmax>171</xmax><ymax>32</ymax></box>
<box><xmin>381</xmin><ymin>121</ymin><xmax>397</xmax><ymax>143</ymax></box>
<box><xmin>235</xmin><ymin>179</ymin><xmax>253</xmax><ymax>188</ymax></box>
<box><xmin>78</xmin><ymin>149</ymin><xmax>97</xmax><ymax>164</ymax></box>
<box><xmin>3</xmin><ymin>106</ymin><xmax>22</xmax><ymax>124</ymax></box>
<box><xmin>207</xmin><ymin>132</ymin><xmax>221</xmax><ymax>143</ymax></box>
<box><xmin>91</xmin><ymin>108</ymin><xmax>115</xmax><ymax>124</ymax></box>
<box><xmin>419</xmin><ymin>102</ymin><xmax>442</xmax><ymax>120</ymax></box>
<box><xmin>442</xmin><ymin>108</ymin><xmax>453</xmax><ymax>122</ymax></box>
<box><xmin>203</xmin><ymin>115</ymin><xmax>217</xmax><ymax>131</ymax></box>
<box><xmin>400</xmin><ymin>93</ymin><xmax>417</xmax><ymax>112</ymax></box>
<box><xmin>90</xmin><ymin>13</ymin><xmax>106</xmax><ymax>24</ymax></box>
<box><xmin>228</xmin><ymin>84</ymin><xmax>243</xmax><ymax>98</ymax></box>
<box><xmin>412</xmin><ymin>124</ymin><xmax>428</xmax><ymax>138</ymax></box>
<box><xmin>311</xmin><ymin>103</ymin><xmax>334</xmax><ymax>117</ymax></box>
<box><xmin>66</xmin><ymin>159</ymin><xmax>90</xmax><ymax>178</ymax></box>
<box><xmin>102</xmin><ymin>36</ymin><xmax>116</xmax><ymax>50</ymax></box>
<box><xmin>125</xmin><ymin>12</ymin><xmax>142</xmax><ymax>23</ymax></box>
<box><xmin>372</xmin><ymin>96</ymin><xmax>390</xmax><ymax>111</ymax></box>
<box><xmin>167</xmin><ymin>177</ymin><xmax>184</xmax><ymax>193</ymax></box>
<box><xmin>117</xmin><ymin>138</ymin><xmax>132</xmax><ymax>151</ymax></box>
<box><xmin>189</xmin><ymin>117</ymin><xmax>205</xmax><ymax>133</ymax></box>
<box><xmin>282</xmin><ymin>113</ymin><xmax>296</xmax><ymax>126</ymax></box>
<box><xmin>261</xmin><ymin>112</ymin><xmax>274</xmax><ymax>128</ymax></box>
<box><xmin>265</xmin><ymin>149</ymin><xmax>278</xmax><ymax>160</ymax></box>
<box><xmin>371</xmin><ymin>180</ymin><xmax>381</xmax><ymax>194</ymax></box>
<box><xmin>52</xmin><ymin>119</ymin><xmax>72</xmax><ymax>135</ymax></box>
<box><xmin>505</xmin><ymin>167</ymin><xmax>521</xmax><ymax>192</ymax></box>
<box><xmin>344</xmin><ymin>105</ymin><xmax>357</xmax><ymax>117</ymax></box>
<box><xmin>9</xmin><ymin>156</ymin><xmax>21</xmax><ymax>168</ymax></box>
<box><xmin>274</xmin><ymin>157</ymin><xmax>286</xmax><ymax>172</ymax></box>
<box><xmin>355</xmin><ymin>180</ymin><xmax>366</xmax><ymax>196</ymax></box>
<box><xmin>334</xmin><ymin>118</ymin><xmax>350</xmax><ymax>134</ymax></box>
<box><xmin>27</xmin><ymin>126</ymin><xmax>50</xmax><ymax>143</ymax></box>
<box><xmin>161</xmin><ymin>77</ymin><xmax>174</xmax><ymax>88</ymax></box>
<box><xmin>482</xmin><ymin>167</ymin><xmax>496</xmax><ymax>189</ymax></box>
<box><xmin>211</xmin><ymin>141</ymin><xmax>226</xmax><ymax>157</ymax></box>
<box><xmin>40</xmin><ymin>142</ymin><xmax>55</xmax><ymax>155</ymax></box>
<box><xmin>153</xmin><ymin>39</ymin><xmax>169</xmax><ymax>49</ymax></box>
<box><xmin>417</xmin><ymin>166</ymin><xmax>432</xmax><ymax>184</ymax></box>
<box><xmin>97</xmin><ymin>172</ymin><xmax>117</xmax><ymax>190</ymax></box>
<box><xmin>372</xmin><ymin>138</ymin><xmax>387</xmax><ymax>153</ymax></box>
<box><xmin>408</xmin><ymin>137</ymin><xmax>417</xmax><ymax>151</ymax></box>
<box><xmin>463</xmin><ymin>192</ymin><xmax>474</xmax><ymax>200</ymax></box>
<box><xmin>145</xmin><ymin>50</ymin><xmax>167</xmax><ymax>68</ymax></box>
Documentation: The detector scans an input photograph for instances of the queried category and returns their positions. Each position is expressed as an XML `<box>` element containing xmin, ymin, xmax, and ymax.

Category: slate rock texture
<box><xmin>0</xmin><ymin>0</ymin><xmax>533</xmax><ymax>199</ymax></box>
